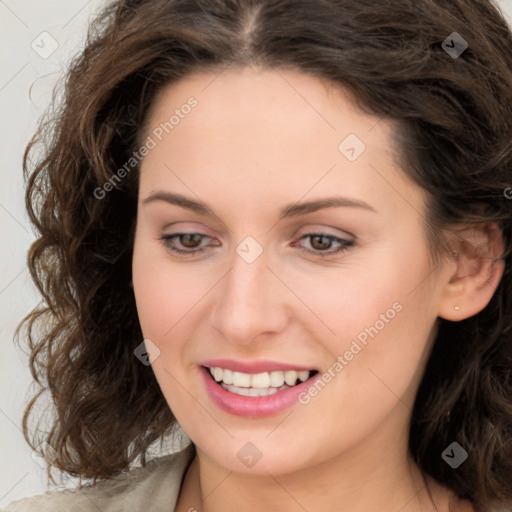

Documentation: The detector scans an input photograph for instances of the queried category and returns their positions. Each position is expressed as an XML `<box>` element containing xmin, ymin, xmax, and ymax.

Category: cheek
<box><xmin>132</xmin><ymin>234</ymin><xmax>207</xmax><ymax>340</ymax></box>
<box><xmin>132</xmin><ymin>243</ymin><xmax>200</xmax><ymax>410</ymax></box>
<box><xmin>132</xmin><ymin>239</ymin><xmax>165</xmax><ymax>338</ymax></box>
<box><xmin>306</xmin><ymin>250</ymin><xmax>437</xmax><ymax>417</ymax></box>
<box><xmin>288</xmin><ymin>239</ymin><xmax>437</xmax><ymax>385</ymax></box>
<box><xmin>279</xmin><ymin>247</ymin><xmax>421</xmax><ymax>348</ymax></box>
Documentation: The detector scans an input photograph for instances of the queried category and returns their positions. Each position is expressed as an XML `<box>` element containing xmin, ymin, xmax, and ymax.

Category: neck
<box><xmin>177</xmin><ymin>419</ymin><xmax>454</xmax><ymax>512</ymax></box>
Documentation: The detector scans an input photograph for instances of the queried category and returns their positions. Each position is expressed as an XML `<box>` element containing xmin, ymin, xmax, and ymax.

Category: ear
<box><xmin>438</xmin><ymin>222</ymin><xmax>505</xmax><ymax>321</ymax></box>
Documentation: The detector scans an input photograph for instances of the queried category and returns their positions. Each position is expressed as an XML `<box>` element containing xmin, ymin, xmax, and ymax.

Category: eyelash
<box><xmin>158</xmin><ymin>232</ymin><xmax>354</xmax><ymax>258</ymax></box>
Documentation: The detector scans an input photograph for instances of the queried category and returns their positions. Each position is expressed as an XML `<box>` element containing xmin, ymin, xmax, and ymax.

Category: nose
<box><xmin>210</xmin><ymin>241</ymin><xmax>290</xmax><ymax>347</ymax></box>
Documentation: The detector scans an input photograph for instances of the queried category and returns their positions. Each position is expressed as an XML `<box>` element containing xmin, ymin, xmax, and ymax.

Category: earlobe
<box><xmin>438</xmin><ymin>222</ymin><xmax>505</xmax><ymax>322</ymax></box>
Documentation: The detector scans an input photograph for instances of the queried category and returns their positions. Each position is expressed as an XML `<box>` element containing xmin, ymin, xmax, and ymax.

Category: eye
<box><xmin>158</xmin><ymin>231</ymin><xmax>354</xmax><ymax>257</ymax></box>
<box><xmin>293</xmin><ymin>232</ymin><xmax>354</xmax><ymax>257</ymax></box>
<box><xmin>159</xmin><ymin>233</ymin><xmax>215</xmax><ymax>254</ymax></box>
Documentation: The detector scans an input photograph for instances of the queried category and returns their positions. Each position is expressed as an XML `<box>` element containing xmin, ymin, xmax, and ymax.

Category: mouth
<box><xmin>202</xmin><ymin>365</ymin><xmax>320</xmax><ymax>397</ymax></box>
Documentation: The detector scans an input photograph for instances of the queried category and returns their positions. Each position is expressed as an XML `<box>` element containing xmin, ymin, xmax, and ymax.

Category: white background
<box><xmin>1</xmin><ymin>0</ymin><xmax>512</xmax><ymax>507</ymax></box>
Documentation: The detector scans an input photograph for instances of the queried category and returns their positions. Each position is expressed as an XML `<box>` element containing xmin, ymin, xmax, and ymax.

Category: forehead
<box><xmin>138</xmin><ymin>66</ymin><xmax>424</xmax><ymax>220</ymax></box>
<box><xmin>142</xmin><ymin>66</ymin><xmax>383</xmax><ymax>150</ymax></box>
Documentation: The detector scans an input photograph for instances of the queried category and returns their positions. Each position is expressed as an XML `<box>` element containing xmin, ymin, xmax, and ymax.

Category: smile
<box><xmin>199</xmin><ymin>363</ymin><xmax>321</xmax><ymax>417</ymax></box>
<box><xmin>207</xmin><ymin>366</ymin><xmax>316</xmax><ymax>396</ymax></box>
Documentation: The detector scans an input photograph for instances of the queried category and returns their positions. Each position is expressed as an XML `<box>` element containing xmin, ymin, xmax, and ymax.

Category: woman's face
<box><xmin>132</xmin><ymin>66</ymin><xmax>455</xmax><ymax>475</ymax></box>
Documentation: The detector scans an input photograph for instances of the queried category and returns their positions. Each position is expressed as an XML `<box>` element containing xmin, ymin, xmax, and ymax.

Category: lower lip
<box><xmin>199</xmin><ymin>366</ymin><xmax>320</xmax><ymax>418</ymax></box>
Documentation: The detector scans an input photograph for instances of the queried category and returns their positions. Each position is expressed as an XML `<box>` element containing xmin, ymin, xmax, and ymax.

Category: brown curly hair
<box><xmin>15</xmin><ymin>0</ymin><xmax>512</xmax><ymax>510</ymax></box>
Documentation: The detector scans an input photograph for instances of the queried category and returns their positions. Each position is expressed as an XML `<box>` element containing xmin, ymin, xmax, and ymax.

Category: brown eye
<box><xmin>179</xmin><ymin>233</ymin><xmax>204</xmax><ymax>248</ymax></box>
<box><xmin>295</xmin><ymin>232</ymin><xmax>354</xmax><ymax>257</ymax></box>
<box><xmin>309</xmin><ymin>234</ymin><xmax>333</xmax><ymax>250</ymax></box>
<box><xmin>159</xmin><ymin>232</ymin><xmax>211</xmax><ymax>254</ymax></box>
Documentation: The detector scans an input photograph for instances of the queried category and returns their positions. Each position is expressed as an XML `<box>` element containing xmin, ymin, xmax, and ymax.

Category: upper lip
<box><xmin>201</xmin><ymin>359</ymin><xmax>317</xmax><ymax>374</ymax></box>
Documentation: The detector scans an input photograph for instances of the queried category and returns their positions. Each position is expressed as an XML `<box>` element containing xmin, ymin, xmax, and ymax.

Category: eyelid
<box><xmin>295</xmin><ymin>224</ymin><xmax>354</xmax><ymax>240</ymax></box>
<box><xmin>159</xmin><ymin>228</ymin><xmax>355</xmax><ymax>258</ymax></box>
<box><xmin>159</xmin><ymin>220</ymin><xmax>220</xmax><ymax>235</ymax></box>
<box><xmin>160</xmin><ymin>225</ymin><xmax>353</xmax><ymax>244</ymax></box>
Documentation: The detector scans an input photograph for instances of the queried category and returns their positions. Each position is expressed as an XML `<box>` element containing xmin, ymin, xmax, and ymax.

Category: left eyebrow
<box><xmin>142</xmin><ymin>191</ymin><xmax>377</xmax><ymax>218</ymax></box>
<box><xmin>279</xmin><ymin>197</ymin><xmax>377</xmax><ymax>218</ymax></box>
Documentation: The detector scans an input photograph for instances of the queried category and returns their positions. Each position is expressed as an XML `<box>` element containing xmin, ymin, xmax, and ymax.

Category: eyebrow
<box><xmin>142</xmin><ymin>191</ymin><xmax>377</xmax><ymax>219</ymax></box>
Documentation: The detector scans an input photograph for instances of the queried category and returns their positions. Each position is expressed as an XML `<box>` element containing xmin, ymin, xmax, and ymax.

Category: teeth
<box><xmin>208</xmin><ymin>367</ymin><xmax>312</xmax><ymax>389</ymax></box>
<box><xmin>298</xmin><ymin>370</ymin><xmax>310</xmax><ymax>382</ymax></box>
<box><xmin>232</xmin><ymin>371</ymin><xmax>251</xmax><ymax>387</ymax></box>
<box><xmin>284</xmin><ymin>370</ymin><xmax>299</xmax><ymax>386</ymax></box>
<box><xmin>213</xmin><ymin>367</ymin><xmax>223</xmax><ymax>382</ymax></box>
<box><xmin>251</xmin><ymin>372</ymin><xmax>270</xmax><ymax>388</ymax></box>
<box><xmin>222</xmin><ymin>383</ymin><xmax>287</xmax><ymax>396</ymax></box>
<box><xmin>222</xmin><ymin>369</ymin><xmax>233</xmax><ymax>385</ymax></box>
<box><xmin>269</xmin><ymin>371</ymin><xmax>285</xmax><ymax>387</ymax></box>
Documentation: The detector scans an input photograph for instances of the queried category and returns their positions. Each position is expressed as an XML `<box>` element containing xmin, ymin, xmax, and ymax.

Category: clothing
<box><xmin>2</xmin><ymin>443</ymin><xmax>196</xmax><ymax>512</ymax></box>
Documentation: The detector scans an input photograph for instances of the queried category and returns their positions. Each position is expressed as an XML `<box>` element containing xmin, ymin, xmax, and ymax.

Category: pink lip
<box><xmin>201</xmin><ymin>359</ymin><xmax>316</xmax><ymax>373</ymax></box>
<box><xmin>199</xmin><ymin>365</ymin><xmax>321</xmax><ymax>418</ymax></box>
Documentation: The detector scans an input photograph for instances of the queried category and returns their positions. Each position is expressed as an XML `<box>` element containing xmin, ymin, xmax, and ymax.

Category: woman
<box><xmin>6</xmin><ymin>0</ymin><xmax>512</xmax><ymax>511</ymax></box>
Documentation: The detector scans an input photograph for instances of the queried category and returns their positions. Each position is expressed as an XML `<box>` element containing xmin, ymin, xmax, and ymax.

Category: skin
<box><xmin>131</xmin><ymin>66</ymin><xmax>503</xmax><ymax>512</ymax></box>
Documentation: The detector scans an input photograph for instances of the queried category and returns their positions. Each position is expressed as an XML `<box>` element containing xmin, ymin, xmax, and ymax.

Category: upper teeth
<box><xmin>209</xmin><ymin>367</ymin><xmax>311</xmax><ymax>388</ymax></box>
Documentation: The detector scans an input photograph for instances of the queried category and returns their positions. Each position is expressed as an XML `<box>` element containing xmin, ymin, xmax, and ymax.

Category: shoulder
<box><xmin>2</xmin><ymin>443</ymin><xmax>195</xmax><ymax>512</ymax></box>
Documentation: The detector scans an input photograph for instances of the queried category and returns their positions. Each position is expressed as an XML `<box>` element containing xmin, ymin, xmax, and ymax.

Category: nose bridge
<box><xmin>210</xmin><ymin>236</ymin><xmax>287</xmax><ymax>344</ymax></box>
<box><xmin>230</xmin><ymin>239</ymin><xmax>268</xmax><ymax>301</ymax></box>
